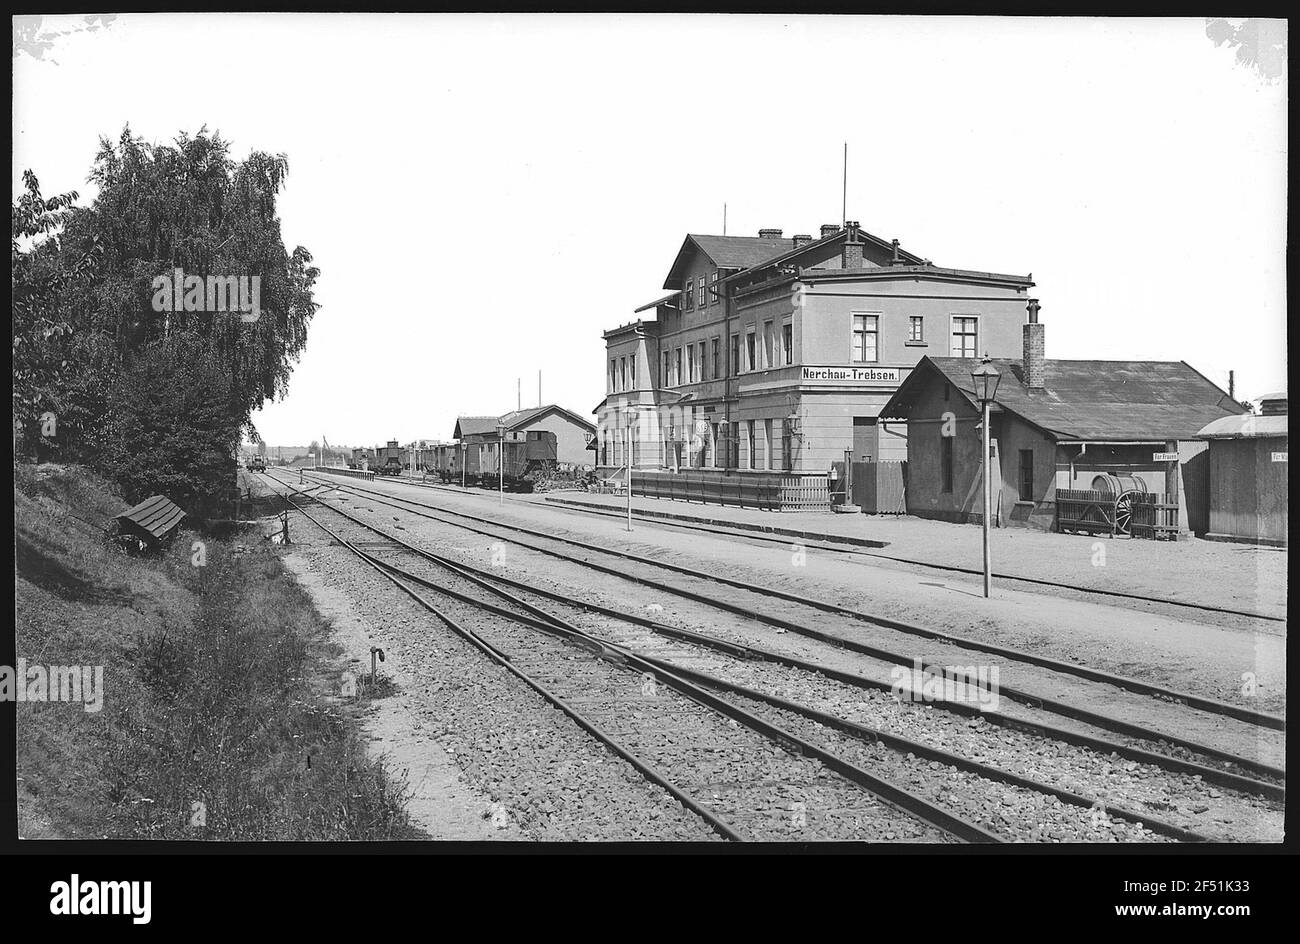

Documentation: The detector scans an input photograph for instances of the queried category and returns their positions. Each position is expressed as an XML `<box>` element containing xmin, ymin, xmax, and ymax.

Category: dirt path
<box><xmin>281</xmin><ymin>550</ymin><xmax>518</xmax><ymax>840</ymax></box>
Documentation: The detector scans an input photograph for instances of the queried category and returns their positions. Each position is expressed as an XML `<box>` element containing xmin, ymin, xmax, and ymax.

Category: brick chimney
<box><xmin>792</xmin><ymin>234</ymin><xmax>813</xmax><ymax>248</ymax></box>
<box><xmin>758</xmin><ymin>228</ymin><xmax>783</xmax><ymax>240</ymax></box>
<box><xmin>820</xmin><ymin>223</ymin><xmax>840</xmax><ymax>238</ymax></box>
<box><xmin>1023</xmin><ymin>298</ymin><xmax>1045</xmax><ymax>389</ymax></box>
<box><xmin>842</xmin><ymin>221</ymin><xmax>863</xmax><ymax>268</ymax></box>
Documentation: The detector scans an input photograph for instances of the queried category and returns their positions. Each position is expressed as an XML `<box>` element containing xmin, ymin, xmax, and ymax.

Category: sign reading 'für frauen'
<box><xmin>801</xmin><ymin>366</ymin><xmax>903</xmax><ymax>385</ymax></box>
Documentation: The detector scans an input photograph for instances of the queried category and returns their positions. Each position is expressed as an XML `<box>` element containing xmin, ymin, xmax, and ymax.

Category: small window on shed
<box><xmin>1018</xmin><ymin>449</ymin><xmax>1035</xmax><ymax>501</ymax></box>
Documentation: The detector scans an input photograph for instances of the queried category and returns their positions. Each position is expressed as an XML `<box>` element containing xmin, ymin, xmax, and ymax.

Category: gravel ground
<box><xmin>267</xmin><ymin>473</ymin><xmax>1284</xmax><ymax>843</ymax></box>
<box><xmin>342</xmin><ymin>531</ymin><xmax>955</xmax><ymax>842</ymax></box>
<box><xmin>305</xmin><ymin>474</ymin><xmax>1284</xmax><ymax>770</ymax></box>
<box><xmin>277</xmin><ymin>491</ymin><xmax>954</xmax><ymax>842</ymax></box>
<box><xmin>343</xmin><ymin>474</ymin><xmax>1286</xmax><ymax>716</ymax></box>
<box><xmin>277</xmin><ymin>523</ymin><xmax>719</xmax><ymax>840</ymax></box>
<box><xmin>475</xmin><ymin>578</ymin><xmax>1278</xmax><ymax>843</ymax></box>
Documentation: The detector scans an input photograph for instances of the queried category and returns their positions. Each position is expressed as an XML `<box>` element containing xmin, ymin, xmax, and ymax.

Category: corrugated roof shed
<box><xmin>886</xmin><ymin>357</ymin><xmax>1245</xmax><ymax>441</ymax></box>
<box><xmin>115</xmin><ymin>495</ymin><xmax>186</xmax><ymax>546</ymax></box>
<box><xmin>1197</xmin><ymin>413</ymin><xmax>1288</xmax><ymax>439</ymax></box>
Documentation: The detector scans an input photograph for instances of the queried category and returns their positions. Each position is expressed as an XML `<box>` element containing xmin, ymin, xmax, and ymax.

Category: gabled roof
<box><xmin>499</xmin><ymin>403</ymin><xmax>597</xmax><ymax>434</ymax></box>
<box><xmin>453</xmin><ymin>416</ymin><xmax>502</xmax><ymax>439</ymax></box>
<box><xmin>882</xmin><ymin>356</ymin><xmax>1245</xmax><ymax>442</ymax></box>
<box><xmin>663</xmin><ymin>234</ymin><xmax>794</xmax><ymax>289</ymax></box>
<box><xmin>724</xmin><ymin>226</ymin><xmax>926</xmax><ymax>286</ymax></box>
<box><xmin>458</xmin><ymin>406</ymin><xmax>597</xmax><ymax>440</ymax></box>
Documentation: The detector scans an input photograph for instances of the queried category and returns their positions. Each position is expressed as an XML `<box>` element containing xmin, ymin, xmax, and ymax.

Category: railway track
<box><xmin>273</xmin><ymin>480</ymin><xmax>1212</xmax><ymax>842</ymax></box>
<box><xmin>376</xmin><ymin>471</ymin><xmax>1285</xmax><ymax>625</ymax></box>
<box><xmin>290</xmin><ymin>470</ymin><xmax>1286</xmax><ymax>792</ymax></box>
<box><xmin>312</xmin><ymin>471</ymin><xmax>1286</xmax><ymax>728</ymax></box>
<box><xmin>279</xmin><ymin>488</ymin><xmax>996</xmax><ymax>842</ymax></box>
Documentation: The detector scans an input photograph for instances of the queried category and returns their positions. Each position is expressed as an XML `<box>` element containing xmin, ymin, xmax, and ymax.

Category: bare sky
<box><xmin>13</xmin><ymin>14</ymin><xmax>1288</xmax><ymax>447</ymax></box>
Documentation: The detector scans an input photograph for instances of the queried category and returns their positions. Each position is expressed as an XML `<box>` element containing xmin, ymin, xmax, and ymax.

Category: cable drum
<box><xmin>1089</xmin><ymin>473</ymin><xmax>1148</xmax><ymax>535</ymax></box>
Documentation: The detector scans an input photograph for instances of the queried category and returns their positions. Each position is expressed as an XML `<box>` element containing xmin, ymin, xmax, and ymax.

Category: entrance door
<box><xmin>852</xmin><ymin>416</ymin><xmax>878</xmax><ymax>463</ymax></box>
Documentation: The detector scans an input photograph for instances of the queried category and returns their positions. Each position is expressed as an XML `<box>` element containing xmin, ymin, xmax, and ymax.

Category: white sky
<box><xmin>13</xmin><ymin>14</ymin><xmax>1288</xmax><ymax>447</ymax></box>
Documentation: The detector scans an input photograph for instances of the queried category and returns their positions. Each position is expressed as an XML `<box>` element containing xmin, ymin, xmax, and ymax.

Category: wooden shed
<box><xmin>1197</xmin><ymin>393</ymin><xmax>1288</xmax><ymax>546</ymax></box>
<box><xmin>114</xmin><ymin>495</ymin><xmax>186</xmax><ymax>551</ymax></box>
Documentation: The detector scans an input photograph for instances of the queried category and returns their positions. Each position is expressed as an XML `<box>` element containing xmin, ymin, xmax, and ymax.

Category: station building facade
<box><xmin>595</xmin><ymin>222</ymin><xmax>1037</xmax><ymax>483</ymax></box>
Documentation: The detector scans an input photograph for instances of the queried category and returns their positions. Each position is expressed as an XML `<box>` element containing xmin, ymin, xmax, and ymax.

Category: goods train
<box><xmin>431</xmin><ymin>430</ymin><xmax>557</xmax><ymax>491</ymax></box>
<box><xmin>348</xmin><ymin>442</ymin><xmax>407</xmax><ymax>475</ymax></box>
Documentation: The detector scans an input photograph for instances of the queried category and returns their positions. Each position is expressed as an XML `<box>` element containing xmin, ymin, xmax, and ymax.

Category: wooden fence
<box><xmin>1130</xmin><ymin>494</ymin><xmax>1180</xmax><ymax>540</ymax></box>
<box><xmin>1056</xmin><ymin>488</ymin><xmax>1178</xmax><ymax>539</ymax></box>
<box><xmin>314</xmin><ymin>466</ymin><xmax>377</xmax><ymax>481</ymax></box>
<box><xmin>629</xmin><ymin>470</ymin><xmax>829</xmax><ymax>512</ymax></box>
<box><xmin>850</xmin><ymin>461</ymin><xmax>908</xmax><ymax>515</ymax></box>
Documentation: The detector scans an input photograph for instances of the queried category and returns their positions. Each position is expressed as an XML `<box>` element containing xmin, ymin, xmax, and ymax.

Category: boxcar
<box><xmin>435</xmin><ymin>431</ymin><xmax>557</xmax><ymax>490</ymax></box>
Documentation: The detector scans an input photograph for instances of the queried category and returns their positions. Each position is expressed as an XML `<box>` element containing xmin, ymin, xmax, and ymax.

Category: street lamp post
<box><xmin>496</xmin><ymin>421</ymin><xmax>507</xmax><ymax>506</ymax></box>
<box><xmin>970</xmin><ymin>355</ymin><xmax>1002</xmax><ymax>598</ymax></box>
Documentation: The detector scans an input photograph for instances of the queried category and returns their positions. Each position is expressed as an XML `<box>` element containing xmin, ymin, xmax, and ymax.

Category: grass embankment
<box><xmin>15</xmin><ymin>463</ymin><xmax>421</xmax><ymax>840</ymax></box>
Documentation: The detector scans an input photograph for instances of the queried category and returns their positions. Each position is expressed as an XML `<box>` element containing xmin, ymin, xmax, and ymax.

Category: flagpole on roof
<box><xmin>842</xmin><ymin>142</ymin><xmax>848</xmax><ymax>226</ymax></box>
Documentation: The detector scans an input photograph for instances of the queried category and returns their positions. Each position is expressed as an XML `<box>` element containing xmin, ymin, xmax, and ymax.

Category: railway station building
<box><xmin>595</xmin><ymin>221</ymin><xmax>1038</xmax><ymax>505</ymax></box>
<box><xmin>878</xmin><ymin>314</ymin><xmax>1245</xmax><ymax>533</ymax></box>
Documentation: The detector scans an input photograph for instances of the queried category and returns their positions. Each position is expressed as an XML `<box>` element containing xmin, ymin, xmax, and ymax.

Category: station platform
<box><xmin>536</xmin><ymin>491</ymin><xmax>1286</xmax><ymax>621</ymax></box>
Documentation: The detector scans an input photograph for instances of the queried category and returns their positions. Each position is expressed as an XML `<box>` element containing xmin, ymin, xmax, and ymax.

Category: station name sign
<box><xmin>801</xmin><ymin>366</ymin><xmax>903</xmax><ymax>386</ymax></box>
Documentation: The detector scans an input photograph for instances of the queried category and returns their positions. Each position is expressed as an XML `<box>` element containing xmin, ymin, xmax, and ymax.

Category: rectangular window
<box><xmin>675</xmin><ymin>348</ymin><xmax>682</xmax><ymax>385</ymax></box>
<box><xmin>710</xmin><ymin>272</ymin><xmax>719</xmax><ymax>306</ymax></box>
<box><xmin>763</xmin><ymin>321</ymin><xmax>774</xmax><ymax>368</ymax></box>
<box><xmin>783</xmin><ymin>322</ymin><xmax>793</xmax><ymax>365</ymax></box>
<box><xmin>764</xmin><ymin>419</ymin><xmax>774</xmax><ymax>471</ymax></box>
<box><xmin>747</xmin><ymin>419</ymin><xmax>757</xmax><ymax>469</ymax></box>
<box><xmin>662</xmin><ymin>352</ymin><xmax>671</xmax><ymax>388</ymax></box>
<box><xmin>630</xmin><ymin>354</ymin><xmax>636</xmax><ymax>389</ymax></box>
<box><xmin>687</xmin><ymin>345</ymin><xmax>696</xmax><ymax>383</ymax></box>
<box><xmin>941</xmin><ymin>434</ymin><xmax>953</xmax><ymax>494</ymax></box>
<box><xmin>698</xmin><ymin>341</ymin><xmax>707</xmax><ymax>381</ymax></box>
<box><xmin>684</xmin><ymin>281</ymin><xmax>693</xmax><ymax>310</ymax></box>
<box><xmin>620</xmin><ymin>356</ymin><xmax>627</xmax><ymax>390</ymax></box>
<box><xmin>909</xmin><ymin>316</ymin><xmax>925</xmax><ymax>342</ymax></box>
<box><xmin>952</xmin><ymin>316</ymin><xmax>978</xmax><ymax>358</ymax></box>
<box><xmin>610</xmin><ymin>359</ymin><xmax>617</xmax><ymax>392</ymax></box>
<box><xmin>852</xmin><ymin>314</ymin><xmax>879</xmax><ymax>362</ymax></box>
<box><xmin>746</xmin><ymin>330</ymin><xmax>756</xmax><ymax>371</ymax></box>
<box><xmin>728</xmin><ymin>422</ymin><xmax>739</xmax><ymax>469</ymax></box>
<box><xmin>730</xmin><ymin>336</ymin><xmax>740</xmax><ymax>376</ymax></box>
<box><xmin>711</xmin><ymin>338</ymin><xmax>720</xmax><ymax>379</ymax></box>
<box><xmin>1019</xmin><ymin>449</ymin><xmax>1035</xmax><ymax>501</ymax></box>
<box><xmin>697</xmin><ymin>277</ymin><xmax>707</xmax><ymax>308</ymax></box>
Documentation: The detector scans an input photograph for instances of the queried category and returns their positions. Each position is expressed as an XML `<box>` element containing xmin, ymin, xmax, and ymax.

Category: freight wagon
<box><xmin>373</xmin><ymin>440</ymin><xmax>407</xmax><ymax>476</ymax></box>
<box><xmin>432</xmin><ymin>430</ymin><xmax>557</xmax><ymax>491</ymax></box>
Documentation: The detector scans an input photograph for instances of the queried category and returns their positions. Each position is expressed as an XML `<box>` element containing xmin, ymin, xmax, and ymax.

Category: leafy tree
<box><xmin>12</xmin><ymin>127</ymin><xmax>320</xmax><ymax>515</ymax></box>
